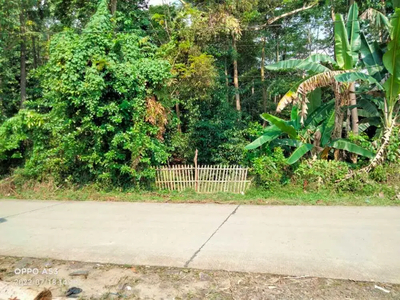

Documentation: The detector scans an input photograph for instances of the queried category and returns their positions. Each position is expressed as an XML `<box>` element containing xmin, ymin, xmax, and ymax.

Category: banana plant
<box><xmin>245</xmin><ymin>103</ymin><xmax>374</xmax><ymax>164</ymax></box>
<box><xmin>265</xmin><ymin>3</ymin><xmax>363</xmax><ymax>145</ymax></box>
<box><xmin>335</xmin><ymin>8</ymin><xmax>400</xmax><ymax>171</ymax></box>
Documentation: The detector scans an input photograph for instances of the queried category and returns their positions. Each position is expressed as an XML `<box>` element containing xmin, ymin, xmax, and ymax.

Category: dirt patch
<box><xmin>0</xmin><ymin>256</ymin><xmax>399</xmax><ymax>299</ymax></box>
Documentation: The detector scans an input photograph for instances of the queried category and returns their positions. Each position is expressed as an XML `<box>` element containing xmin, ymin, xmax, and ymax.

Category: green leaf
<box><xmin>359</xmin><ymin>117</ymin><xmax>382</xmax><ymax>127</ymax></box>
<box><xmin>346</xmin><ymin>98</ymin><xmax>379</xmax><ymax>117</ymax></box>
<box><xmin>307</xmin><ymin>88</ymin><xmax>322</xmax><ymax>115</ymax></box>
<box><xmin>290</xmin><ymin>106</ymin><xmax>301</xmax><ymax>130</ymax></box>
<box><xmin>330</xmin><ymin>139</ymin><xmax>375</xmax><ymax>158</ymax></box>
<box><xmin>266</xmin><ymin>59</ymin><xmax>303</xmax><ymax>70</ymax></box>
<box><xmin>334</xmin><ymin>72</ymin><xmax>384</xmax><ymax>90</ymax></box>
<box><xmin>335</xmin><ymin>14</ymin><xmax>353</xmax><ymax>70</ymax></box>
<box><xmin>245</xmin><ymin>126</ymin><xmax>282</xmax><ymax>150</ymax></box>
<box><xmin>271</xmin><ymin>138</ymin><xmax>302</xmax><ymax>148</ymax></box>
<box><xmin>304</xmin><ymin>100</ymin><xmax>335</xmax><ymax>128</ymax></box>
<box><xmin>382</xmin><ymin>8</ymin><xmax>400</xmax><ymax>105</ymax></box>
<box><xmin>287</xmin><ymin>143</ymin><xmax>314</xmax><ymax>164</ymax></box>
<box><xmin>261</xmin><ymin>113</ymin><xmax>298</xmax><ymax>139</ymax></box>
<box><xmin>360</xmin><ymin>32</ymin><xmax>383</xmax><ymax>68</ymax></box>
<box><xmin>346</xmin><ymin>3</ymin><xmax>361</xmax><ymax>63</ymax></box>
<box><xmin>383</xmin><ymin>77</ymin><xmax>400</xmax><ymax>106</ymax></box>
<box><xmin>360</xmin><ymin>32</ymin><xmax>384</xmax><ymax>81</ymax></box>
<box><xmin>305</xmin><ymin>54</ymin><xmax>337</xmax><ymax>65</ymax></box>
<box><xmin>321</xmin><ymin>110</ymin><xmax>335</xmax><ymax>146</ymax></box>
<box><xmin>297</xmin><ymin>61</ymin><xmax>330</xmax><ymax>73</ymax></box>
<box><xmin>266</xmin><ymin>59</ymin><xmax>329</xmax><ymax>73</ymax></box>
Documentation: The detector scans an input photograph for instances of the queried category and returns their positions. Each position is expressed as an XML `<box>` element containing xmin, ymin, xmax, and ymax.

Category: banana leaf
<box><xmin>304</xmin><ymin>100</ymin><xmax>335</xmax><ymax>127</ymax></box>
<box><xmin>321</xmin><ymin>110</ymin><xmax>335</xmax><ymax>146</ymax></box>
<box><xmin>347</xmin><ymin>3</ymin><xmax>361</xmax><ymax>63</ymax></box>
<box><xmin>358</xmin><ymin>117</ymin><xmax>382</xmax><ymax>126</ymax></box>
<box><xmin>344</xmin><ymin>98</ymin><xmax>379</xmax><ymax>116</ymax></box>
<box><xmin>334</xmin><ymin>72</ymin><xmax>384</xmax><ymax>90</ymax></box>
<box><xmin>360</xmin><ymin>32</ymin><xmax>383</xmax><ymax>81</ymax></box>
<box><xmin>266</xmin><ymin>59</ymin><xmax>328</xmax><ymax>74</ymax></box>
<box><xmin>261</xmin><ymin>113</ymin><xmax>298</xmax><ymax>139</ymax></box>
<box><xmin>307</xmin><ymin>88</ymin><xmax>322</xmax><ymax>115</ymax></box>
<box><xmin>305</xmin><ymin>54</ymin><xmax>337</xmax><ymax>65</ymax></box>
<box><xmin>335</xmin><ymin>14</ymin><xmax>353</xmax><ymax>70</ymax></box>
<box><xmin>382</xmin><ymin>8</ymin><xmax>400</xmax><ymax>106</ymax></box>
<box><xmin>330</xmin><ymin>139</ymin><xmax>375</xmax><ymax>158</ymax></box>
<box><xmin>287</xmin><ymin>143</ymin><xmax>314</xmax><ymax>164</ymax></box>
<box><xmin>245</xmin><ymin>125</ymin><xmax>282</xmax><ymax>150</ymax></box>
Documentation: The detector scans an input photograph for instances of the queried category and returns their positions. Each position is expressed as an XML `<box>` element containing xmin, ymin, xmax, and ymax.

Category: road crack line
<box><xmin>1</xmin><ymin>202</ymin><xmax>67</xmax><ymax>219</ymax></box>
<box><xmin>184</xmin><ymin>204</ymin><xmax>240</xmax><ymax>268</ymax></box>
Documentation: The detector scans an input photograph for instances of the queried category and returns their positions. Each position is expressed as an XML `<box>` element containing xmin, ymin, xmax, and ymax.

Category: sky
<box><xmin>148</xmin><ymin>0</ymin><xmax>169</xmax><ymax>5</ymax></box>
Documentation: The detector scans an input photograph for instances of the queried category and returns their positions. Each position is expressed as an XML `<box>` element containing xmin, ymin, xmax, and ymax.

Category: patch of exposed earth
<box><xmin>0</xmin><ymin>256</ymin><xmax>399</xmax><ymax>299</ymax></box>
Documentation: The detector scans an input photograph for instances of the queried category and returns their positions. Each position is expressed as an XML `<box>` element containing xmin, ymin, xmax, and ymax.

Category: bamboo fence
<box><xmin>155</xmin><ymin>165</ymin><xmax>250</xmax><ymax>194</ymax></box>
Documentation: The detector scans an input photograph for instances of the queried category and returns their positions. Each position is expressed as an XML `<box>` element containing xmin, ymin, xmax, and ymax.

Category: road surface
<box><xmin>0</xmin><ymin>200</ymin><xmax>399</xmax><ymax>283</ymax></box>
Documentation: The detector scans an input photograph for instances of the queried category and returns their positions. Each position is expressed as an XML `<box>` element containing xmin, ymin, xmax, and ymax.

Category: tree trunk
<box><xmin>110</xmin><ymin>0</ymin><xmax>118</xmax><ymax>15</ymax></box>
<box><xmin>224</xmin><ymin>57</ymin><xmax>229</xmax><ymax>103</ymax></box>
<box><xmin>261</xmin><ymin>37</ymin><xmax>268</xmax><ymax>126</ymax></box>
<box><xmin>332</xmin><ymin>83</ymin><xmax>344</xmax><ymax>160</ymax></box>
<box><xmin>276</xmin><ymin>33</ymin><xmax>280</xmax><ymax>62</ymax></box>
<box><xmin>232</xmin><ymin>34</ymin><xmax>241</xmax><ymax>111</ymax></box>
<box><xmin>20</xmin><ymin>12</ymin><xmax>27</xmax><ymax>106</ymax></box>
<box><xmin>330</xmin><ymin>0</ymin><xmax>335</xmax><ymax>21</ymax></box>
<box><xmin>346</xmin><ymin>109</ymin><xmax>351</xmax><ymax>137</ymax></box>
<box><xmin>175</xmin><ymin>103</ymin><xmax>181</xmax><ymax>133</ymax></box>
<box><xmin>349</xmin><ymin>83</ymin><xmax>359</xmax><ymax>163</ymax></box>
<box><xmin>32</xmin><ymin>36</ymin><xmax>38</xmax><ymax>69</ymax></box>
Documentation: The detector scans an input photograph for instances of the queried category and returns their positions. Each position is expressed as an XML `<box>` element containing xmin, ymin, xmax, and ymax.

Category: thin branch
<box><xmin>257</xmin><ymin>2</ymin><xmax>317</xmax><ymax>29</ymax></box>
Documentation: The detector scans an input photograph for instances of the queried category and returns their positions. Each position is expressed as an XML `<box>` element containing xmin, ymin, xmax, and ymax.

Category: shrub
<box><xmin>250</xmin><ymin>147</ymin><xmax>290</xmax><ymax>189</ymax></box>
<box><xmin>0</xmin><ymin>0</ymin><xmax>172</xmax><ymax>187</ymax></box>
<box><xmin>369</xmin><ymin>165</ymin><xmax>388</xmax><ymax>182</ymax></box>
<box><xmin>294</xmin><ymin>159</ymin><xmax>350</xmax><ymax>189</ymax></box>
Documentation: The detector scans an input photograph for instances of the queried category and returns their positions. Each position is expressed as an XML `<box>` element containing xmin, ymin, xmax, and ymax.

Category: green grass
<box><xmin>0</xmin><ymin>180</ymin><xmax>399</xmax><ymax>206</ymax></box>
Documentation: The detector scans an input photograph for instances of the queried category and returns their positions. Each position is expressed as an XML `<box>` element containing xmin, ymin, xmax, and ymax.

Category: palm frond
<box><xmin>277</xmin><ymin>71</ymin><xmax>347</xmax><ymax>119</ymax></box>
<box><xmin>360</xmin><ymin>8</ymin><xmax>391</xmax><ymax>32</ymax></box>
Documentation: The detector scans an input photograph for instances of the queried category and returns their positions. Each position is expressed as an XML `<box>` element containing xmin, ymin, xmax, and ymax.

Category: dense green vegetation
<box><xmin>0</xmin><ymin>0</ymin><xmax>399</xmax><ymax>201</ymax></box>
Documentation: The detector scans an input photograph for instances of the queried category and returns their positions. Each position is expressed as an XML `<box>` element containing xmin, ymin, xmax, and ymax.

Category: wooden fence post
<box><xmin>194</xmin><ymin>149</ymin><xmax>198</xmax><ymax>192</ymax></box>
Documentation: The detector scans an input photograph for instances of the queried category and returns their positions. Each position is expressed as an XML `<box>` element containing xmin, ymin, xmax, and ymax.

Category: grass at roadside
<box><xmin>0</xmin><ymin>178</ymin><xmax>399</xmax><ymax>206</ymax></box>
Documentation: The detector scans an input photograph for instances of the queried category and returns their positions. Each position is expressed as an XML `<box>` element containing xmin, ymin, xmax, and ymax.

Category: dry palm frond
<box><xmin>300</xmin><ymin>95</ymin><xmax>309</xmax><ymax>124</ymax></box>
<box><xmin>277</xmin><ymin>71</ymin><xmax>347</xmax><ymax>118</ymax></box>
<box><xmin>145</xmin><ymin>96</ymin><xmax>168</xmax><ymax>140</ymax></box>
<box><xmin>297</xmin><ymin>71</ymin><xmax>346</xmax><ymax>96</ymax></box>
<box><xmin>276</xmin><ymin>90</ymin><xmax>298</xmax><ymax>113</ymax></box>
<box><xmin>360</xmin><ymin>8</ymin><xmax>391</xmax><ymax>31</ymax></box>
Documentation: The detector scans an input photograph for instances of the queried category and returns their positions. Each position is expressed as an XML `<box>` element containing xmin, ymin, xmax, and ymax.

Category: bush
<box><xmin>294</xmin><ymin>160</ymin><xmax>350</xmax><ymax>189</ymax></box>
<box><xmin>386</xmin><ymin>126</ymin><xmax>400</xmax><ymax>164</ymax></box>
<box><xmin>250</xmin><ymin>147</ymin><xmax>290</xmax><ymax>189</ymax></box>
<box><xmin>369</xmin><ymin>165</ymin><xmax>388</xmax><ymax>182</ymax></box>
<box><xmin>1</xmin><ymin>1</ymin><xmax>172</xmax><ymax>187</ymax></box>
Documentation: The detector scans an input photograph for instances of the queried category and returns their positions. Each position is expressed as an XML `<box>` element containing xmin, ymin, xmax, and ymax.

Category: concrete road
<box><xmin>0</xmin><ymin>200</ymin><xmax>399</xmax><ymax>284</ymax></box>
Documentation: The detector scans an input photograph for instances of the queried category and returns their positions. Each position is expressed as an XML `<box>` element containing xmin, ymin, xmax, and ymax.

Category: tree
<box><xmin>264</xmin><ymin>3</ymin><xmax>364</xmax><ymax>160</ymax></box>
<box><xmin>245</xmin><ymin>100</ymin><xmax>373</xmax><ymax>163</ymax></box>
<box><xmin>0</xmin><ymin>0</ymin><xmax>172</xmax><ymax>185</ymax></box>
<box><xmin>336</xmin><ymin>8</ymin><xmax>400</xmax><ymax>172</ymax></box>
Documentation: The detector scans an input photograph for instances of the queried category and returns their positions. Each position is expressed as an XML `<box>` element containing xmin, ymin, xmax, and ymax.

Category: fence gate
<box><xmin>155</xmin><ymin>165</ymin><xmax>251</xmax><ymax>194</ymax></box>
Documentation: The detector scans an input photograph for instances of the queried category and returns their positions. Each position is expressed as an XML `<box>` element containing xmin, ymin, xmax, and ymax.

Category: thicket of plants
<box><xmin>0</xmin><ymin>0</ymin><xmax>399</xmax><ymax>196</ymax></box>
